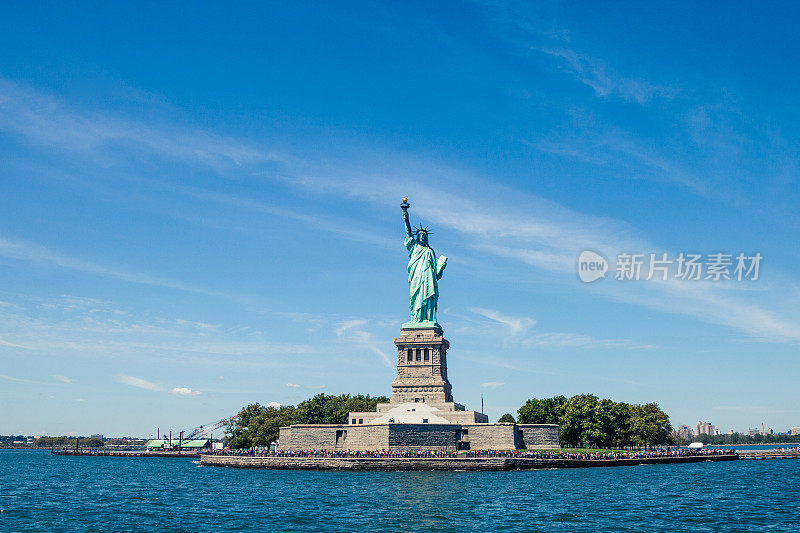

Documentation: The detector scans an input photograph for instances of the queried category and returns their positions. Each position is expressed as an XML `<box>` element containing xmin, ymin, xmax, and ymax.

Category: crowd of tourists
<box><xmin>206</xmin><ymin>447</ymin><xmax>736</xmax><ymax>460</ymax></box>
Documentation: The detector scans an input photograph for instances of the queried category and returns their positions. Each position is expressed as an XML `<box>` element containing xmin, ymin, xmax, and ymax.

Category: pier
<box><xmin>738</xmin><ymin>450</ymin><xmax>800</xmax><ymax>460</ymax></box>
<box><xmin>51</xmin><ymin>449</ymin><xmax>200</xmax><ymax>458</ymax></box>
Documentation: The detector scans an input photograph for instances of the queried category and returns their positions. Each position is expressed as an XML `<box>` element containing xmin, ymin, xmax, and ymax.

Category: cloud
<box><xmin>285</xmin><ymin>383</ymin><xmax>301</xmax><ymax>388</ymax></box>
<box><xmin>523</xmin><ymin>332</ymin><xmax>640</xmax><ymax>349</ymax></box>
<box><xmin>469</xmin><ymin>307</ymin><xmax>536</xmax><ymax>335</ymax></box>
<box><xmin>0</xmin><ymin>294</ymin><xmax>314</xmax><ymax>366</ymax></box>
<box><xmin>170</xmin><ymin>387</ymin><xmax>201</xmax><ymax>396</ymax></box>
<box><xmin>175</xmin><ymin>186</ymin><xmax>396</xmax><ymax>251</ymax></box>
<box><xmin>461</xmin><ymin>305</ymin><xmax>655</xmax><ymax>350</ymax></box>
<box><xmin>53</xmin><ymin>375</ymin><xmax>74</xmax><ymax>384</ymax></box>
<box><xmin>117</xmin><ymin>375</ymin><xmax>160</xmax><ymax>391</ymax></box>
<box><xmin>0</xmin><ymin>77</ymin><xmax>277</xmax><ymax>171</ymax></box>
<box><xmin>0</xmin><ymin>374</ymin><xmax>30</xmax><ymax>383</ymax></box>
<box><xmin>526</xmin><ymin>118</ymin><xmax>714</xmax><ymax>199</ymax></box>
<box><xmin>0</xmin><ymin>235</ymin><xmax>226</xmax><ymax>297</ymax></box>
<box><xmin>335</xmin><ymin>319</ymin><xmax>369</xmax><ymax>337</ymax></box>
<box><xmin>0</xmin><ymin>335</ymin><xmax>26</xmax><ymax>348</ymax></box>
<box><xmin>335</xmin><ymin>319</ymin><xmax>393</xmax><ymax>367</ymax></box>
<box><xmin>481</xmin><ymin>381</ymin><xmax>505</xmax><ymax>388</ymax></box>
<box><xmin>540</xmin><ymin>48</ymin><xmax>677</xmax><ymax>104</ymax></box>
<box><xmin>267</xmin><ymin>401</ymin><xmax>282</xmax><ymax>408</ymax></box>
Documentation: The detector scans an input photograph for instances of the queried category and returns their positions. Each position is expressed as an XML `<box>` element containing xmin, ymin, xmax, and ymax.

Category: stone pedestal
<box><xmin>390</xmin><ymin>326</ymin><xmax>453</xmax><ymax>404</ymax></box>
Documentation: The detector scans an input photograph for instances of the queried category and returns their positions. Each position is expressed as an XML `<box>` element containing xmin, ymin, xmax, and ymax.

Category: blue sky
<box><xmin>1</xmin><ymin>1</ymin><xmax>799</xmax><ymax>437</ymax></box>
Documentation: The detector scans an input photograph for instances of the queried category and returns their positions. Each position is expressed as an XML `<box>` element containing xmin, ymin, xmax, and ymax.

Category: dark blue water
<box><xmin>2</xmin><ymin>450</ymin><xmax>798</xmax><ymax>532</ymax></box>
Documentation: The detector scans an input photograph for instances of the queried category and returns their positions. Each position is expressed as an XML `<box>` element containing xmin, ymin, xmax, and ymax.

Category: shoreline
<box><xmin>50</xmin><ymin>449</ymin><xmax>201</xmax><ymax>458</ymax></box>
<box><xmin>200</xmin><ymin>453</ymin><xmax>738</xmax><ymax>471</ymax></box>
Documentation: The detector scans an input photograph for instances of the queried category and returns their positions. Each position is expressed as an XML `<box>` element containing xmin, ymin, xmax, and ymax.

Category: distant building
<box><xmin>790</xmin><ymin>427</ymin><xmax>800</xmax><ymax>436</ymax></box>
<box><xmin>676</xmin><ymin>424</ymin><xmax>693</xmax><ymax>441</ymax></box>
<box><xmin>696</xmin><ymin>421</ymin><xmax>716</xmax><ymax>436</ymax></box>
<box><xmin>90</xmin><ymin>434</ymin><xmax>103</xmax><ymax>439</ymax></box>
<box><xmin>747</xmin><ymin>428</ymin><xmax>760</xmax><ymax>436</ymax></box>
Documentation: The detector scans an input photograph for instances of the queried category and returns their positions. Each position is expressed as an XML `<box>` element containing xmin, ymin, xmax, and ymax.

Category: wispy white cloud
<box><xmin>469</xmin><ymin>307</ymin><xmax>535</xmax><ymax>335</ymax></box>
<box><xmin>481</xmin><ymin>381</ymin><xmax>505</xmax><ymax>388</ymax></box>
<box><xmin>335</xmin><ymin>319</ymin><xmax>369</xmax><ymax>337</ymax></box>
<box><xmin>170</xmin><ymin>387</ymin><xmax>201</xmax><ymax>396</ymax></box>
<box><xmin>117</xmin><ymin>375</ymin><xmax>160</xmax><ymax>391</ymax></box>
<box><xmin>53</xmin><ymin>375</ymin><xmax>74</xmax><ymax>384</ymax></box>
<box><xmin>467</xmin><ymin>4</ymin><xmax>676</xmax><ymax>105</ymax></box>
<box><xmin>0</xmin><ymin>335</ymin><xmax>26</xmax><ymax>348</ymax></box>
<box><xmin>0</xmin><ymin>77</ymin><xmax>278</xmax><ymax>171</ymax></box>
<box><xmin>0</xmin><ymin>294</ymin><xmax>313</xmax><ymax>363</ymax></box>
<box><xmin>285</xmin><ymin>383</ymin><xmax>301</xmax><ymax>388</ymax></box>
<box><xmin>540</xmin><ymin>48</ymin><xmax>677</xmax><ymax>104</ymax></box>
<box><xmin>526</xmin><ymin>119</ymin><xmax>714</xmax><ymax>199</ymax></box>
<box><xmin>523</xmin><ymin>332</ymin><xmax>642</xmax><ymax>349</ymax></box>
<box><xmin>464</xmin><ymin>307</ymin><xmax>655</xmax><ymax>350</ymax></box>
<box><xmin>0</xmin><ymin>374</ymin><xmax>30</xmax><ymax>383</ymax></box>
<box><xmin>0</xmin><ymin>235</ymin><xmax>231</xmax><ymax>297</ymax></box>
<box><xmin>335</xmin><ymin>319</ymin><xmax>393</xmax><ymax>367</ymax></box>
<box><xmin>175</xmin><ymin>186</ymin><xmax>395</xmax><ymax>251</ymax></box>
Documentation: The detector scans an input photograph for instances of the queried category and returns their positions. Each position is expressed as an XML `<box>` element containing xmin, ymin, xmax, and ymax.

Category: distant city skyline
<box><xmin>1</xmin><ymin>2</ymin><xmax>800</xmax><ymax>436</ymax></box>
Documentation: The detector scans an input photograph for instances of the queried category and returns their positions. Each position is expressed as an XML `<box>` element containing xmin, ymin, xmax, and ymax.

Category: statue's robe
<box><xmin>405</xmin><ymin>235</ymin><xmax>446</xmax><ymax>323</ymax></box>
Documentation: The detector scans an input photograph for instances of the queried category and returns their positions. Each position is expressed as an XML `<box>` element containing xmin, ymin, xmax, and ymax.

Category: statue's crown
<box><xmin>414</xmin><ymin>224</ymin><xmax>433</xmax><ymax>235</ymax></box>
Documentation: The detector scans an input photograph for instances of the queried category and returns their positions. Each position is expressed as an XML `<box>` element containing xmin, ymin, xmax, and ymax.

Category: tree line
<box><xmin>227</xmin><ymin>392</ymin><xmax>674</xmax><ymax>449</ymax></box>
<box><xmin>517</xmin><ymin>394</ymin><xmax>674</xmax><ymax>448</ymax></box>
<box><xmin>34</xmin><ymin>436</ymin><xmax>104</xmax><ymax>447</ymax></box>
<box><xmin>226</xmin><ymin>393</ymin><xmax>388</xmax><ymax>449</ymax></box>
<box><xmin>676</xmin><ymin>432</ymin><xmax>800</xmax><ymax>446</ymax></box>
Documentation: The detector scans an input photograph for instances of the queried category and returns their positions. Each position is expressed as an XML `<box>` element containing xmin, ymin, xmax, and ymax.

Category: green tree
<box><xmin>296</xmin><ymin>394</ymin><xmax>388</xmax><ymax>425</ymax></box>
<box><xmin>629</xmin><ymin>403</ymin><xmax>674</xmax><ymax>448</ymax></box>
<box><xmin>609</xmin><ymin>401</ymin><xmax>633</xmax><ymax>448</ymax></box>
<box><xmin>249</xmin><ymin>405</ymin><xmax>298</xmax><ymax>447</ymax></box>
<box><xmin>589</xmin><ymin>399</ymin><xmax>632</xmax><ymax>448</ymax></box>
<box><xmin>517</xmin><ymin>396</ymin><xmax>566</xmax><ymax>424</ymax></box>
<box><xmin>558</xmin><ymin>394</ymin><xmax>599</xmax><ymax>447</ymax></box>
<box><xmin>498</xmin><ymin>413</ymin><xmax>516</xmax><ymax>423</ymax></box>
<box><xmin>226</xmin><ymin>403</ymin><xmax>273</xmax><ymax>449</ymax></box>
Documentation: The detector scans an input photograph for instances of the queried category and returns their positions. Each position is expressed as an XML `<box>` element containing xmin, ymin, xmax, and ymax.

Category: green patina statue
<box><xmin>401</xmin><ymin>197</ymin><xmax>447</xmax><ymax>328</ymax></box>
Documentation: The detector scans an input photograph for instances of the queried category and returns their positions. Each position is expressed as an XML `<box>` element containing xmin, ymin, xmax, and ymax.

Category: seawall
<box><xmin>200</xmin><ymin>453</ymin><xmax>738</xmax><ymax>471</ymax></box>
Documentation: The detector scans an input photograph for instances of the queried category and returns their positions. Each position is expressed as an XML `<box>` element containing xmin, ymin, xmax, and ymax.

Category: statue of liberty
<box><xmin>401</xmin><ymin>198</ymin><xmax>447</xmax><ymax>328</ymax></box>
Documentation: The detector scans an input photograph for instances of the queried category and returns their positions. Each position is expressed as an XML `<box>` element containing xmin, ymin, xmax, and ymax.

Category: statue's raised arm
<box><xmin>401</xmin><ymin>197</ymin><xmax>413</xmax><ymax>237</ymax></box>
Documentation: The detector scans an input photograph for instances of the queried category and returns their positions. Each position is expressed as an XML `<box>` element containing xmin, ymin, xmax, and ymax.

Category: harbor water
<box><xmin>1</xmin><ymin>449</ymin><xmax>798</xmax><ymax>532</ymax></box>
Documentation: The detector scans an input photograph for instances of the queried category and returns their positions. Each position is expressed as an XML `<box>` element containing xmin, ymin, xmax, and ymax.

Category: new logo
<box><xmin>578</xmin><ymin>250</ymin><xmax>608</xmax><ymax>283</ymax></box>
